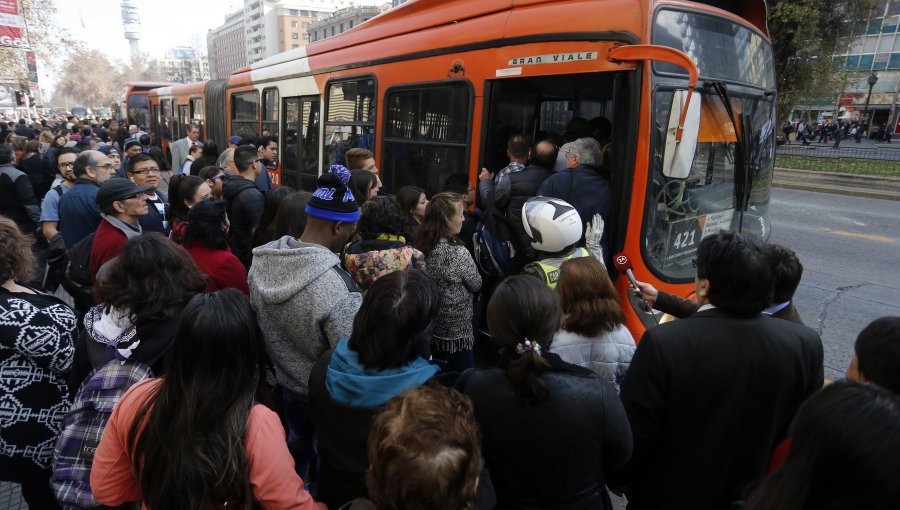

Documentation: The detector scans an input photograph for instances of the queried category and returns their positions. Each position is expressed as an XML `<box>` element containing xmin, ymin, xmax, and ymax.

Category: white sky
<box><xmin>54</xmin><ymin>0</ymin><xmax>244</xmax><ymax>64</ymax></box>
<box><xmin>37</xmin><ymin>0</ymin><xmax>242</xmax><ymax>98</ymax></box>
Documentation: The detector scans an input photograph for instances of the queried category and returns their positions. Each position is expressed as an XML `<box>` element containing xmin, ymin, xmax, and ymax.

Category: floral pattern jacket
<box><xmin>342</xmin><ymin>235</ymin><xmax>426</xmax><ymax>292</ymax></box>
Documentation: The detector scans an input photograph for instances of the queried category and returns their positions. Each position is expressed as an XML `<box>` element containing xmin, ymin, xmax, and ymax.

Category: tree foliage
<box><xmin>769</xmin><ymin>0</ymin><xmax>883</xmax><ymax>123</ymax></box>
<box><xmin>51</xmin><ymin>49</ymin><xmax>168</xmax><ymax>107</ymax></box>
<box><xmin>0</xmin><ymin>0</ymin><xmax>74</xmax><ymax>83</ymax></box>
<box><xmin>52</xmin><ymin>49</ymin><xmax>121</xmax><ymax>106</ymax></box>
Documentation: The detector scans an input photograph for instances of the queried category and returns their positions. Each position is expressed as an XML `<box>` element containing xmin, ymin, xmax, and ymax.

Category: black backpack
<box><xmin>61</xmin><ymin>232</ymin><xmax>95</xmax><ymax>294</ymax></box>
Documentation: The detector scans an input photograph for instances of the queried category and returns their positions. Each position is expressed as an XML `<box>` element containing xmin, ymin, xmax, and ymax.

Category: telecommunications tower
<box><xmin>121</xmin><ymin>0</ymin><xmax>142</xmax><ymax>64</ymax></box>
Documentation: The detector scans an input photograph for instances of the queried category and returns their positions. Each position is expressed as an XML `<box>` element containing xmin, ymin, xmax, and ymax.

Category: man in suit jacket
<box><xmin>616</xmin><ymin>232</ymin><xmax>823</xmax><ymax>510</ymax></box>
<box><xmin>170</xmin><ymin>124</ymin><xmax>200</xmax><ymax>172</ymax></box>
<box><xmin>634</xmin><ymin>243</ymin><xmax>806</xmax><ymax>325</ymax></box>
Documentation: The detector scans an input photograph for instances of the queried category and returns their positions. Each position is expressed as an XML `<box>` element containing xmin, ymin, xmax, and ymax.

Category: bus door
<box><xmin>480</xmin><ymin>72</ymin><xmax>631</xmax><ymax>251</ymax></box>
<box><xmin>282</xmin><ymin>95</ymin><xmax>320</xmax><ymax>192</ymax></box>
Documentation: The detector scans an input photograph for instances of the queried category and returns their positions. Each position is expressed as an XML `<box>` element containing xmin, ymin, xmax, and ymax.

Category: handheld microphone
<box><xmin>614</xmin><ymin>253</ymin><xmax>659</xmax><ymax>325</ymax></box>
<box><xmin>613</xmin><ymin>253</ymin><xmax>640</xmax><ymax>291</ymax></box>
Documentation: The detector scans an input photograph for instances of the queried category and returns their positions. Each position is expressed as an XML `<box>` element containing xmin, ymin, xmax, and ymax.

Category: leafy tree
<box><xmin>768</xmin><ymin>0</ymin><xmax>883</xmax><ymax>123</ymax></box>
<box><xmin>52</xmin><ymin>48</ymin><xmax>121</xmax><ymax>106</ymax></box>
<box><xmin>0</xmin><ymin>0</ymin><xmax>74</xmax><ymax>83</ymax></box>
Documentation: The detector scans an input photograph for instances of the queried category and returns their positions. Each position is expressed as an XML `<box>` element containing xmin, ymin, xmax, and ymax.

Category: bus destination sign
<box><xmin>508</xmin><ymin>52</ymin><xmax>598</xmax><ymax>66</ymax></box>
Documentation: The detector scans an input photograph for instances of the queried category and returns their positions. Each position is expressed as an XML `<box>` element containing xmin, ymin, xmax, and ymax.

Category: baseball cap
<box><xmin>96</xmin><ymin>178</ymin><xmax>152</xmax><ymax>208</ymax></box>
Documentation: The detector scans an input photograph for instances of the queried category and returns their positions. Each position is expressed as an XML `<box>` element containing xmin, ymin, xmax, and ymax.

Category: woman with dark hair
<box><xmin>416</xmin><ymin>192</ymin><xmax>481</xmax><ymax>372</ymax></box>
<box><xmin>743</xmin><ymin>382</ymin><xmax>900</xmax><ymax>510</ymax></box>
<box><xmin>343</xmin><ymin>195</ymin><xmax>425</xmax><ymax>292</ymax></box>
<box><xmin>0</xmin><ymin>217</ymin><xmax>77</xmax><ymax>509</ymax></box>
<box><xmin>309</xmin><ymin>269</ymin><xmax>442</xmax><ymax>509</ymax></box>
<box><xmin>197</xmin><ymin>165</ymin><xmax>226</xmax><ymax>200</ymax></box>
<box><xmin>68</xmin><ymin>234</ymin><xmax>207</xmax><ymax>390</ymax></box>
<box><xmin>395</xmin><ymin>185</ymin><xmax>427</xmax><ymax>242</ymax></box>
<box><xmin>18</xmin><ymin>139</ymin><xmax>53</xmax><ymax>200</ymax></box>
<box><xmin>45</xmin><ymin>132</ymin><xmax>68</xmax><ymax>169</ymax></box>
<box><xmin>191</xmin><ymin>140</ymin><xmax>219</xmax><ymax>172</ymax></box>
<box><xmin>91</xmin><ymin>289</ymin><xmax>326</xmax><ymax>510</ymax></box>
<box><xmin>847</xmin><ymin>316</ymin><xmax>900</xmax><ymax>394</ymax></box>
<box><xmin>167</xmin><ymin>174</ymin><xmax>211</xmax><ymax>244</ymax></box>
<box><xmin>250</xmin><ymin>185</ymin><xmax>296</xmax><ymax>248</ymax></box>
<box><xmin>183</xmin><ymin>199</ymin><xmax>250</xmax><ymax>294</ymax></box>
<box><xmin>348</xmin><ymin>169</ymin><xmax>378</xmax><ymax>206</ymax></box>
<box><xmin>270</xmin><ymin>191</ymin><xmax>312</xmax><ymax>240</ymax></box>
<box><xmin>552</xmin><ymin>256</ymin><xmax>635</xmax><ymax>392</ymax></box>
<box><xmin>457</xmin><ymin>275</ymin><xmax>632</xmax><ymax>510</ymax></box>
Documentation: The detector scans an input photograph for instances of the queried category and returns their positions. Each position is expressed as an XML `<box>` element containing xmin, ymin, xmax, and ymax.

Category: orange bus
<box><xmin>120</xmin><ymin>82</ymin><xmax>176</xmax><ymax>130</ymax></box>
<box><xmin>140</xmin><ymin>0</ymin><xmax>776</xmax><ymax>337</ymax></box>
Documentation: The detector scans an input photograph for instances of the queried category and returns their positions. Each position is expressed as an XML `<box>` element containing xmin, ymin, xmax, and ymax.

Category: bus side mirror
<box><xmin>607</xmin><ymin>44</ymin><xmax>701</xmax><ymax>179</ymax></box>
<box><xmin>663</xmin><ymin>90</ymin><xmax>701</xmax><ymax>179</ymax></box>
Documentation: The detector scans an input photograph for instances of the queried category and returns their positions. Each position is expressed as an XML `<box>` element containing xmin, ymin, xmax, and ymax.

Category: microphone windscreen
<box><xmin>613</xmin><ymin>253</ymin><xmax>633</xmax><ymax>272</ymax></box>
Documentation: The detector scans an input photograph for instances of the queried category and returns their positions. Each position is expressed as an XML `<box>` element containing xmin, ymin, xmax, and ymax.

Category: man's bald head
<box><xmin>531</xmin><ymin>140</ymin><xmax>558</xmax><ymax>170</ymax></box>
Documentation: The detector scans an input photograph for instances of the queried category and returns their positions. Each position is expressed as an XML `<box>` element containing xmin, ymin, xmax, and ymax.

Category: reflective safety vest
<box><xmin>526</xmin><ymin>247</ymin><xmax>591</xmax><ymax>289</ymax></box>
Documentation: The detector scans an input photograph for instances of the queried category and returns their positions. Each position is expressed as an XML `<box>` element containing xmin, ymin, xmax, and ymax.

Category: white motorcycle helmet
<box><xmin>522</xmin><ymin>197</ymin><xmax>582</xmax><ymax>253</ymax></box>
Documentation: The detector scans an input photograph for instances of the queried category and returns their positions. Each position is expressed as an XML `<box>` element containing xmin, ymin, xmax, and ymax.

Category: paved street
<box><xmin>769</xmin><ymin>188</ymin><xmax>900</xmax><ymax>381</ymax></box>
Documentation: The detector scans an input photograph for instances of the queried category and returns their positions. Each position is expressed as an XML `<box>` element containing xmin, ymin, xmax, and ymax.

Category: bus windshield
<box><xmin>644</xmin><ymin>10</ymin><xmax>776</xmax><ymax>282</ymax></box>
<box><xmin>652</xmin><ymin>9</ymin><xmax>774</xmax><ymax>90</ymax></box>
<box><xmin>127</xmin><ymin>93</ymin><xmax>149</xmax><ymax>130</ymax></box>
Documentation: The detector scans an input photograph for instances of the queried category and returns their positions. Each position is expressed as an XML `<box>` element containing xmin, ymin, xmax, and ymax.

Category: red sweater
<box><xmin>185</xmin><ymin>244</ymin><xmax>250</xmax><ymax>295</ymax></box>
<box><xmin>90</xmin><ymin>218</ymin><xmax>137</xmax><ymax>284</ymax></box>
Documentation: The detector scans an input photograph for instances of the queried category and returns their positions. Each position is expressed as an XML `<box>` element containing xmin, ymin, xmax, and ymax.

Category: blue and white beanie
<box><xmin>305</xmin><ymin>164</ymin><xmax>361</xmax><ymax>222</ymax></box>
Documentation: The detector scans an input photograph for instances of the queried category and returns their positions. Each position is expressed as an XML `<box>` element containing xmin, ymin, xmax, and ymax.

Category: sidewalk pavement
<box><xmin>774</xmin><ymin>167</ymin><xmax>900</xmax><ymax>201</ymax></box>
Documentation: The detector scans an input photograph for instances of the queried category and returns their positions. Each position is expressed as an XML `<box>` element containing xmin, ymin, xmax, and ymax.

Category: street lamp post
<box><xmin>863</xmin><ymin>72</ymin><xmax>878</xmax><ymax>140</ymax></box>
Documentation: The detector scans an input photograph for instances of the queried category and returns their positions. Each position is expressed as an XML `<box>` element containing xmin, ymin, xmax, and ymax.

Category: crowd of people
<box><xmin>783</xmin><ymin>118</ymin><xmax>894</xmax><ymax>146</ymax></box>
<box><xmin>2</xmin><ymin>113</ymin><xmax>900</xmax><ymax>510</ymax></box>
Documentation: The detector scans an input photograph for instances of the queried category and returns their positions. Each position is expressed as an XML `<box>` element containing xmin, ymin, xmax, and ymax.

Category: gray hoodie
<box><xmin>249</xmin><ymin>235</ymin><xmax>362</xmax><ymax>400</ymax></box>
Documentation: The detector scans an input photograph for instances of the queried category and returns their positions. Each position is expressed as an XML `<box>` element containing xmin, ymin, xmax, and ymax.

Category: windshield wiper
<box><xmin>705</xmin><ymin>81</ymin><xmax>754</xmax><ymax>229</ymax></box>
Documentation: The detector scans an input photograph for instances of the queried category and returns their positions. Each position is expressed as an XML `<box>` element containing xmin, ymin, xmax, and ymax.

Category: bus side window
<box><xmin>382</xmin><ymin>82</ymin><xmax>471</xmax><ymax>196</ymax></box>
<box><xmin>191</xmin><ymin>98</ymin><xmax>204</xmax><ymax>141</ymax></box>
<box><xmin>232</xmin><ymin>90</ymin><xmax>260</xmax><ymax>140</ymax></box>
<box><xmin>263</xmin><ymin>88</ymin><xmax>279</xmax><ymax>141</ymax></box>
<box><xmin>162</xmin><ymin>99</ymin><xmax>175</xmax><ymax>141</ymax></box>
<box><xmin>323</xmin><ymin>78</ymin><xmax>376</xmax><ymax>172</ymax></box>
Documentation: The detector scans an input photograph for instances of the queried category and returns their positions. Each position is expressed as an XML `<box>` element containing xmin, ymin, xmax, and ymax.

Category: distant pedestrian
<box><xmin>222</xmin><ymin>145</ymin><xmax>266</xmax><ymax>268</ymax></box>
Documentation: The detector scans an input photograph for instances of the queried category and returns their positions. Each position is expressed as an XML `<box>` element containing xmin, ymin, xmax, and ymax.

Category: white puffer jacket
<box><xmin>550</xmin><ymin>324</ymin><xmax>636</xmax><ymax>393</ymax></box>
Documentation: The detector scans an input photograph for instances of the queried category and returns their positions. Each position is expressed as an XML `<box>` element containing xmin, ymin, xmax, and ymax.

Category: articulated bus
<box><xmin>128</xmin><ymin>0</ymin><xmax>776</xmax><ymax>338</ymax></box>
<box><xmin>119</xmin><ymin>82</ymin><xmax>176</xmax><ymax>130</ymax></box>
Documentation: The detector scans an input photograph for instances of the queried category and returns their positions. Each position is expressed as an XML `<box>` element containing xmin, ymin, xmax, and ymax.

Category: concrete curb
<box><xmin>774</xmin><ymin>167</ymin><xmax>900</xmax><ymax>202</ymax></box>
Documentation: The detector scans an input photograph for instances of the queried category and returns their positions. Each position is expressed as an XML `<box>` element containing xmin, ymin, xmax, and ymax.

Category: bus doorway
<box><xmin>480</xmin><ymin>71</ymin><xmax>637</xmax><ymax>257</ymax></box>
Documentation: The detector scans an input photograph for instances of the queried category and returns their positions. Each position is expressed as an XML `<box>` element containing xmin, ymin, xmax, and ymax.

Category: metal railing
<box><xmin>775</xmin><ymin>144</ymin><xmax>900</xmax><ymax>176</ymax></box>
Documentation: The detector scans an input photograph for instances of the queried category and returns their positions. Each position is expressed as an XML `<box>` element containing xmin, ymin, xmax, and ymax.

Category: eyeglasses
<box><xmin>691</xmin><ymin>257</ymin><xmax>698</xmax><ymax>269</ymax></box>
<box><xmin>58</xmin><ymin>162</ymin><xmax>75</xmax><ymax>169</ymax></box>
<box><xmin>209</xmin><ymin>173</ymin><xmax>224</xmax><ymax>181</ymax></box>
<box><xmin>97</xmin><ymin>163</ymin><xmax>116</xmax><ymax>171</ymax></box>
<box><xmin>130</xmin><ymin>167</ymin><xmax>160</xmax><ymax>175</ymax></box>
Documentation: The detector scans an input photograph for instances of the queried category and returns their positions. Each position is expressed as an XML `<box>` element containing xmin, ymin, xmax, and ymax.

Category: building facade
<box><xmin>793</xmin><ymin>1</ymin><xmax>900</xmax><ymax>138</ymax></box>
<box><xmin>244</xmin><ymin>0</ymin><xmax>380</xmax><ymax>65</ymax></box>
<box><xmin>161</xmin><ymin>47</ymin><xmax>209</xmax><ymax>84</ymax></box>
<box><xmin>307</xmin><ymin>4</ymin><xmax>389</xmax><ymax>43</ymax></box>
<box><xmin>207</xmin><ymin>10</ymin><xmax>247</xmax><ymax>80</ymax></box>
